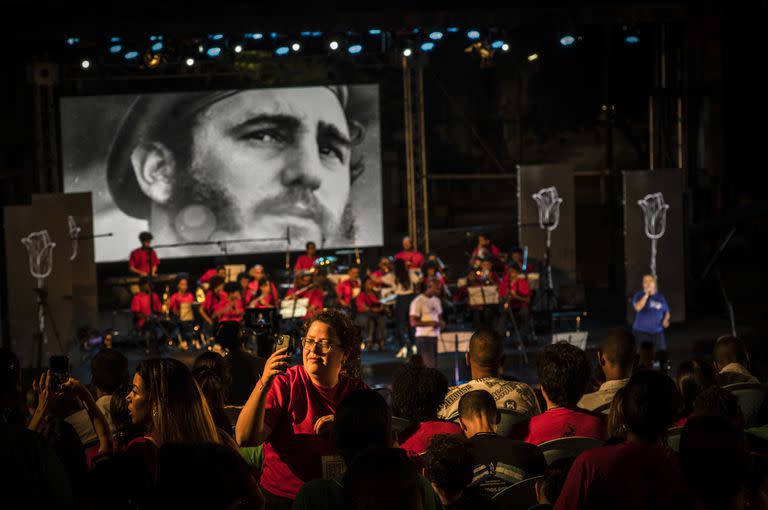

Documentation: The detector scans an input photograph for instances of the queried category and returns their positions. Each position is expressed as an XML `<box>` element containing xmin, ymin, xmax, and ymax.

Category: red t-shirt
<box><xmin>260</xmin><ymin>365</ymin><xmax>367</xmax><ymax>499</ymax></box>
<box><xmin>214</xmin><ymin>298</ymin><xmax>244</xmax><ymax>322</ymax></box>
<box><xmin>204</xmin><ymin>289</ymin><xmax>227</xmax><ymax>315</ymax></box>
<box><xmin>286</xmin><ymin>287</ymin><xmax>324</xmax><ymax>318</ymax></box>
<box><xmin>554</xmin><ymin>442</ymin><xmax>687</xmax><ymax>510</ymax></box>
<box><xmin>294</xmin><ymin>255</ymin><xmax>316</xmax><ymax>271</ymax></box>
<box><xmin>394</xmin><ymin>250</ymin><xmax>425</xmax><ymax>270</ymax></box>
<box><xmin>398</xmin><ymin>420</ymin><xmax>464</xmax><ymax>458</ymax></box>
<box><xmin>524</xmin><ymin>407</ymin><xmax>607</xmax><ymax>445</ymax></box>
<box><xmin>169</xmin><ymin>291</ymin><xmax>195</xmax><ymax>315</ymax></box>
<box><xmin>129</xmin><ymin>248</ymin><xmax>159</xmax><ymax>275</ymax></box>
<box><xmin>471</xmin><ymin>244</ymin><xmax>501</xmax><ymax>260</ymax></box>
<box><xmin>355</xmin><ymin>291</ymin><xmax>381</xmax><ymax>313</ymax></box>
<box><xmin>199</xmin><ymin>268</ymin><xmax>220</xmax><ymax>284</ymax></box>
<box><xmin>335</xmin><ymin>279</ymin><xmax>360</xmax><ymax>307</ymax></box>
<box><xmin>499</xmin><ymin>275</ymin><xmax>531</xmax><ymax>309</ymax></box>
<box><xmin>131</xmin><ymin>292</ymin><xmax>161</xmax><ymax>328</ymax></box>
<box><xmin>251</xmin><ymin>289</ymin><xmax>276</xmax><ymax>309</ymax></box>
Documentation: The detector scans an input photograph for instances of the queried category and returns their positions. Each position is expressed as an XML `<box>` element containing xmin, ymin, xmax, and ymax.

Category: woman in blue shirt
<box><xmin>632</xmin><ymin>275</ymin><xmax>671</xmax><ymax>351</ymax></box>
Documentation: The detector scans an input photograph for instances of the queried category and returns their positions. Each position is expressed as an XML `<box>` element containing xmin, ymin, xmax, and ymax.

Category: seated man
<box><xmin>458</xmin><ymin>390</ymin><xmax>546</xmax><ymax>498</ymax></box>
<box><xmin>525</xmin><ymin>342</ymin><xmax>606</xmax><ymax>444</ymax></box>
<box><xmin>554</xmin><ymin>370</ymin><xmax>687</xmax><ymax>510</ymax></box>
<box><xmin>578</xmin><ymin>329</ymin><xmax>636</xmax><ymax>411</ymax></box>
<box><xmin>438</xmin><ymin>328</ymin><xmax>540</xmax><ymax>424</ymax></box>
<box><xmin>423</xmin><ymin>435</ymin><xmax>489</xmax><ymax>509</ymax></box>
<box><xmin>713</xmin><ymin>335</ymin><xmax>759</xmax><ymax>385</ymax></box>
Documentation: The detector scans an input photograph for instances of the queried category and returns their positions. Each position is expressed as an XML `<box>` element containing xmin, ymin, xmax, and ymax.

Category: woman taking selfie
<box><xmin>235</xmin><ymin>309</ymin><xmax>364</xmax><ymax>509</ymax></box>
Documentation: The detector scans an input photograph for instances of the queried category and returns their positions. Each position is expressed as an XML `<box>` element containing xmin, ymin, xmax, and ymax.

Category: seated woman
<box><xmin>250</xmin><ymin>277</ymin><xmax>278</xmax><ymax>309</ymax></box>
<box><xmin>674</xmin><ymin>359</ymin><xmax>716</xmax><ymax>427</ymax></box>
<box><xmin>355</xmin><ymin>276</ymin><xmax>387</xmax><ymax>352</ymax></box>
<box><xmin>392</xmin><ymin>356</ymin><xmax>462</xmax><ymax>462</ymax></box>
<box><xmin>235</xmin><ymin>309</ymin><xmax>365</xmax><ymax>507</ymax></box>
<box><xmin>126</xmin><ymin>358</ymin><xmax>227</xmax><ymax>475</ymax></box>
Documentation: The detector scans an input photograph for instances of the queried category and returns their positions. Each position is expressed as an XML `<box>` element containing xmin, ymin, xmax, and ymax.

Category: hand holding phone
<box><xmin>49</xmin><ymin>355</ymin><xmax>69</xmax><ymax>394</ymax></box>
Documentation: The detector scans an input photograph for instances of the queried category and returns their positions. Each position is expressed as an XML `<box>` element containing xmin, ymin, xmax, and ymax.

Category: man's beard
<box><xmin>168</xmin><ymin>171</ymin><xmax>354</xmax><ymax>245</ymax></box>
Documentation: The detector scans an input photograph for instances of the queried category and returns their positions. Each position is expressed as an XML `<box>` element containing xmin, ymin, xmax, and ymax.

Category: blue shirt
<box><xmin>632</xmin><ymin>291</ymin><xmax>669</xmax><ymax>333</ymax></box>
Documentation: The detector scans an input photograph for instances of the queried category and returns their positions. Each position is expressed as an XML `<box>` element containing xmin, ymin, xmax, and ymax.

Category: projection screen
<box><xmin>61</xmin><ymin>85</ymin><xmax>383</xmax><ymax>262</ymax></box>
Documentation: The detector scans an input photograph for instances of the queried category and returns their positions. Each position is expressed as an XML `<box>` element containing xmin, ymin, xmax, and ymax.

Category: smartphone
<box><xmin>49</xmin><ymin>355</ymin><xmax>69</xmax><ymax>393</ymax></box>
<box><xmin>273</xmin><ymin>334</ymin><xmax>292</xmax><ymax>354</ymax></box>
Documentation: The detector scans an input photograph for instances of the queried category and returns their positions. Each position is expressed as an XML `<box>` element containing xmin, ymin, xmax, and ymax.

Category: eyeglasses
<box><xmin>301</xmin><ymin>337</ymin><xmax>336</xmax><ymax>354</ymax></box>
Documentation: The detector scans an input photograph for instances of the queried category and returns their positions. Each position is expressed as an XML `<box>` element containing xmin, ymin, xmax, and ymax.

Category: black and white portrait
<box><xmin>61</xmin><ymin>84</ymin><xmax>383</xmax><ymax>262</ymax></box>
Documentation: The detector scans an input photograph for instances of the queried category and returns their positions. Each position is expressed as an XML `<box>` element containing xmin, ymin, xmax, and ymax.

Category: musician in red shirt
<box><xmin>499</xmin><ymin>263</ymin><xmax>534</xmax><ymax>343</ymax></box>
<box><xmin>294</xmin><ymin>241</ymin><xmax>317</xmax><ymax>272</ymax></box>
<box><xmin>131</xmin><ymin>277</ymin><xmax>162</xmax><ymax>353</ymax></box>
<box><xmin>128</xmin><ymin>232</ymin><xmax>159</xmax><ymax>277</ymax></box>
<box><xmin>248</xmin><ymin>264</ymin><xmax>279</xmax><ymax>305</ymax></box>
<box><xmin>200</xmin><ymin>265</ymin><xmax>226</xmax><ymax>284</ymax></box>
<box><xmin>237</xmin><ymin>272</ymin><xmax>254</xmax><ymax>309</ymax></box>
<box><xmin>335</xmin><ymin>266</ymin><xmax>361</xmax><ymax>310</ymax></box>
<box><xmin>168</xmin><ymin>276</ymin><xmax>198</xmax><ymax>350</ymax></box>
<box><xmin>394</xmin><ymin>236</ymin><xmax>425</xmax><ymax>270</ymax></box>
<box><xmin>213</xmin><ymin>282</ymin><xmax>245</xmax><ymax>323</ymax></box>
<box><xmin>470</xmin><ymin>233</ymin><xmax>501</xmax><ymax>261</ymax></box>
<box><xmin>355</xmin><ymin>277</ymin><xmax>387</xmax><ymax>351</ymax></box>
<box><xmin>250</xmin><ymin>278</ymin><xmax>277</xmax><ymax>309</ymax></box>
<box><xmin>285</xmin><ymin>271</ymin><xmax>324</xmax><ymax>319</ymax></box>
<box><xmin>200</xmin><ymin>275</ymin><xmax>226</xmax><ymax>326</ymax></box>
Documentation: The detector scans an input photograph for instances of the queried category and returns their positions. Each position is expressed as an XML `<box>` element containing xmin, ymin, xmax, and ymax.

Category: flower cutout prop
<box><xmin>21</xmin><ymin>230</ymin><xmax>56</xmax><ymax>288</ymax></box>
<box><xmin>68</xmin><ymin>215</ymin><xmax>81</xmax><ymax>261</ymax></box>
<box><xmin>532</xmin><ymin>186</ymin><xmax>563</xmax><ymax>290</ymax></box>
<box><xmin>637</xmin><ymin>192</ymin><xmax>669</xmax><ymax>278</ymax></box>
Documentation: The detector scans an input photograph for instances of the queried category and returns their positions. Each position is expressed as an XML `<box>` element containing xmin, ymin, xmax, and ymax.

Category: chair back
<box><xmin>724</xmin><ymin>383</ymin><xmax>768</xmax><ymax>428</ymax></box>
<box><xmin>497</xmin><ymin>409</ymin><xmax>531</xmax><ymax>439</ymax></box>
<box><xmin>538</xmin><ymin>436</ymin><xmax>603</xmax><ymax>465</ymax></box>
<box><xmin>667</xmin><ymin>427</ymin><xmax>683</xmax><ymax>452</ymax></box>
<box><xmin>491</xmin><ymin>476</ymin><xmax>542</xmax><ymax>510</ymax></box>
<box><xmin>223</xmin><ymin>405</ymin><xmax>243</xmax><ymax>429</ymax></box>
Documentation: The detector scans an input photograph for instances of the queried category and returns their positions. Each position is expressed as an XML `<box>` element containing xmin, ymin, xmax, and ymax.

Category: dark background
<box><xmin>1</xmin><ymin>2</ymin><xmax>767</xmax><ymax>348</ymax></box>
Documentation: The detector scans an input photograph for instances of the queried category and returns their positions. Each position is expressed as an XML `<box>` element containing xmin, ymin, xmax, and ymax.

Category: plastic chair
<box><xmin>224</xmin><ymin>405</ymin><xmax>243</xmax><ymax>431</ymax></box>
<box><xmin>723</xmin><ymin>383</ymin><xmax>768</xmax><ymax>428</ymax></box>
<box><xmin>497</xmin><ymin>409</ymin><xmax>531</xmax><ymax>439</ymax></box>
<box><xmin>667</xmin><ymin>427</ymin><xmax>683</xmax><ymax>452</ymax></box>
<box><xmin>491</xmin><ymin>476</ymin><xmax>542</xmax><ymax>510</ymax></box>
<box><xmin>538</xmin><ymin>436</ymin><xmax>603</xmax><ymax>465</ymax></box>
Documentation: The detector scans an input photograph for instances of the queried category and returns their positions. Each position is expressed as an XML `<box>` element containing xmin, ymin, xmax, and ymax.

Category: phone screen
<box><xmin>49</xmin><ymin>355</ymin><xmax>69</xmax><ymax>392</ymax></box>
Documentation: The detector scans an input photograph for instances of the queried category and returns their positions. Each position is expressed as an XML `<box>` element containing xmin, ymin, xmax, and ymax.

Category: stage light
<box><xmin>311</xmin><ymin>31</ymin><xmax>322</xmax><ymax>37</ymax></box>
<box><xmin>198</xmin><ymin>44</ymin><xmax>204</xmax><ymax>53</ymax></box>
<box><xmin>291</xmin><ymin>42</ymin><xmax>301</xmax><ymax>52</ymax></box>
<box><xmin>109</xmin><ymin>44</ymin><xmax>122</xmax><ymax>54</ymax></box>
<box><xmin>209</xmin><ymin>34</ymin><xmax>224</xmax><ymax>40</ymax></box>
<box><xmin>420</xmin><ymin>41</ymin><xmax>435</xmax><ymax>51</ymax></box>
<box><xmin>403</xmin><ymin>48</ymin><xmax>413</xmax><ymax>57</ymax></box>
<box><xmin>110</xmin><ymin>36</ymin><xmax>121</xmax><ymax>42</ymax></box>
<box><xmin>246</xmin><ymin>33</ymin><xmax>264</xmax><ymax>40</ymax></box>
<box><xmin>329</xmin><ymin>40</ymin><xmax>339</xmax><ymax>50</ymax></box>
<box><xmin>80</xmin><ymin>59</ymin><xmax>90</xmax><ymax>69</ymax></box>
<box><xmin>300</xmin><ymin>31</ymin><xmax>312</xmax><ymax>37</ymax></box>
<box><xmin>146</xmin><ymin>53</ymin><xmax>162</xmax><ymax>68</ymax></box>
<box><xmin>446</xmin><ymin>27</ymin><xmax>459</xmax><ymax>33</ymax></box>
<box><xmin>151</xmin><ymin>42</ymin><xmax>163</xmax><ymax>52</ymax></box>
<box><xmin>185</xmin><ymin>57</ymin><xmax>195</xmax><ymax>66</ymax></box>
<box><xmin>234</xmin><ymin>44</ymin><xmax>243</xmax><ymax>53</ymax></box>
<box><xmin>625</xmin><ymin>35</ymin><xmax>640</xmax><ymax>44</ymax></box>
<box><xmin>275</xmin><ymin>46</ymin><xmax>290</xmax><ymax>56</ymax></box>
<box><xmin>66</xmin><ymin>37</ymin><xmax>80</xmax><ymax>46</ymax></box>
<box><xmin>124</xmin><ymin>50</ymin><xmax>139</xmax><ymax>60</ymax></box>
<box><xmin>369</xmin><ymin>29</ymin><xmax>382</xmax><ymax>35</ymax></box>
<box><xmin>467</xmin><ymin>30</ymin><xmax>480</xmax><ymax>40</ymax></box>
<box><xmin>348</xmin><ymin>44</ymin><xmax>363</xmax><ymax>54</ymax></box>
<box><xmin>429</xmin><ymin>31</ymin><xmax>444</xmax><ymax>40</ymax></box>
<box><xmin>206</xmin><ymin>46</ymin><xmax>222</xmax><ymax>57</ymax></box>
<box><xmin>501</xmin><ymin>43</ymin><xmax>510</xmax><ymax>52</ymax></box>
<box><xmin>491</xmin><ymin>40</ymin><xmax>505</xmax><ymax>49</ymax></box>
<box><xmin>559</xmin><ymin>35</ymin><xmax>576</xmax><ymax>46</ymax></box>
<box><xmin>527</xmin><ymin>52</ymin><xmax>539</xmax><ymax>61</ymax></box>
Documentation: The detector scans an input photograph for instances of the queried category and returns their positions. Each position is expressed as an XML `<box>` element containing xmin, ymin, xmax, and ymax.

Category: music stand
<box><xmin>468</xmin><ymin>286</ymin><xmax>499</xmax><ymax>307</ymax></box>
<box><xmin>439</xmin><ymin>331</ymin><xmax>472</xmax><ymax>385</ymax></box>
<box><xmin>280</xmin><ymin>298</ymin><xmax>309</xmax><ymax>319</ymax></box>
<box><xmin>551</xmin><ymin>331</ymin><xmax>588</xmax><ymax>350</ymax></box>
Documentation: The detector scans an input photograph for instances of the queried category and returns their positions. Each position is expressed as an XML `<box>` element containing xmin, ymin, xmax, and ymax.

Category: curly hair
<box><xmin>392</xmin><ymin>356</ymin><xmax>449</xmax><ymax>423</ymax></box>
<box><xmin>537</xmin><ymin>342</ymin><xmax>590</xmax><ymax>406</ymax></box>
<box><xmin>302</xmin><ymin>309</ymin><xmax>362</xmax><ymax>379</ymax></box>
<box><xmin>424</xmin><ymin>435</ymin><xmax>473</xmax><ymax>497</ymax></box>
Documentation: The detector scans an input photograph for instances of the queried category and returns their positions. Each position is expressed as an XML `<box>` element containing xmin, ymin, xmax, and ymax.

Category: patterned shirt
<box><xmin>437</xmin><ymin>377</ymin><xmax>541</xmax><ymax>421</ymax></box>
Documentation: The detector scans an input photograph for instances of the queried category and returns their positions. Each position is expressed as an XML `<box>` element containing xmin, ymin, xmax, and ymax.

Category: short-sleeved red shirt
<box><xmin>260</xmin><ymin>365</ymin><xmax>367</xmax><ymax>499</ymax></box>
<box><xmin>335</xmin><ymin>279</ymin><xmax>360</xmax><ymax>307</ymax></box>
<box><xmin>355</xmin><ymin>291</ymin><xmax>381</xmax><ymax>313</ymax></box>
<box><xmin>204</xmin><ymin>289</ymin><xmax>227</xmax><ymax>315</ymax></box>
<box><xmin>524</xmin><ymin>407</ymin><xmax>606</xmax><ymax>445</ymax></box>
<box><xmin>294</xmin><ymin>255</ymin><xmax>316</xmax><ymax>271</ymax></box>
<box><xmin>214</xmin><ymin>298</ymin><xmax>244</xmax><ymax>322</ymax></box>
<box><xmin>131</xmin><ymin>292</ymin><xmax>161</xmax><ymax>328</ymax></box>
<box><xmin>168</xmin><ymin>291</ymin><xmax>195</xmax><ymax>315</ymax></box>
<box><xmin>398</xmin><ymin>420</ymin><xmax>464</xmax><ymax>458</ymax></box>
<box><xmin>286</xmin><ymin>287</ymin><xmax>324</xmax><ymax>318</ymax></box>
<box><xmin>129</xmin><ymin>248</ymin><xmax>159</xmax><ymax>275</ymax></box>
<box><xmin>499</xmin><ymin>275</ymin><xmax>531</xmax><ymax>309</ymax></box>
<box><xmin>199</xmin><ymin>268</ymin><xmax>220</xmax><ymax>283</ymax></box>
<box><xmin>394</xmin><ymin>250</ymin><xmax>425</xmax><ymax>270</ymax></box>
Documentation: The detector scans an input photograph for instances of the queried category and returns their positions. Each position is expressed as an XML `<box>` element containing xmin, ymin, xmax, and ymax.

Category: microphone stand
<box><xmin>701</xmin><ymin>228</ymin><xmax>738</xmax><ymax>337</ymax></box>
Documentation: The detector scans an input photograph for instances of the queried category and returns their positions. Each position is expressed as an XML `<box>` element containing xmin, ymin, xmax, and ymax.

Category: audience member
<box><xmin>215</xmin><ymin>321</ymin><xmax>266</xmax><ymax>406</ymax></box>
<box><xmin>109</xmin><ymin>383</ymin><xmax>143</xmax><ymax>451</ymax></box>
<box><xmin>554</xmin><ymin>370</ymin><xmax>686</xmax><ymax>510</ymax></box>
<box><xmin>424</xmin><ymin>434</ymin><xmax>491</xmax><ymax>510</ymax></box>
<box><xmin>344</xmin><ymin>447</ymin><xmax>426</xmax><ymax>510</ymax></box>
<box><xmin>193</xmin><ymin>365</ymin><xmax>233</xmax><ymax>435</ymax></box>
<box><xmin>65</xmin><ymin>348</ymin><xmax>128</xmax><ymax>446</ymax></box>
<box><xmin>392</xmin><ymin>356</ymin><xmax>462</xmax><ymax>459</ymax></box>
<box><xmin>714</xmin><ymin>335</ymin><xmax>759</xmax><ymax>385</ymax></box>
<box><xmin>691</xmin><ymin>386</ymin><xmax>746</xmax><ymax>431</ymax></box>
<box><xmin>605</xmin><ymin>387</ymin><xmax>628</xmax><ymax>442</ymax></box>
<box><xmin>578</xmin><ymin>329</ymin><xmax>635</xmax><ymax>411</ymax></box>
<box><xmin>235</xmin><ymin>310</ymin><xmax>365</xmax><ymax>507</ymax></box>
<box><xmin>674</xmin><ymin>359</ymin><xmax>717</xmax><ymax>427</ymax></box>
<box><xmin>525</xmin><ymin>342</ymin><xmax>606</xmax><ymax>444</ymax></box>
<box><xmin>531</xmin><ymin>457</ymin><xmax>575</xmax><ymax>510</ymax></box>
<box><xmin>293</xmin><ymin>389</ymin><xmax>443</xmax><ymax>510</ymax></box>
<box><xmin>438</xmin><ymin>328</ymin><xmax>540</xmax><ymax>425</ymax></box>
<box><xmin>679</xmin><ymin>416</ymin><xmax>749</xmax><ymax>510</ymax></box>
<box><xmin>458</xmin><ymin>390</ymin><xmax>546</xmax><ymax>497</ymax></box>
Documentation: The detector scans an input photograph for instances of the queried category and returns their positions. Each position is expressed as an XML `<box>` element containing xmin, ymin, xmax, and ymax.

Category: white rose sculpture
<box><xmin>637</xmin><ymin>192</ymin><xmax>669</xmax><ymax>278</ymax></box>
<box><xmin>532</xmin><ymin>186</ymin><xmax>563</xmax><ymax>290</ymax></box>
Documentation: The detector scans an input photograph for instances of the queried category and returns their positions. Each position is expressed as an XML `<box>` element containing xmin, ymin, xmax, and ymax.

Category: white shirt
<box><xmin>409</xmin><ymin>294</ymin><xmax>442</xmax><ymax>337</ymax></box>
<box><xmin>394</xmin><ymin>271</ymin><xmax>423</xmax><ymax>296</ymax></box>
<box><xmin>577</xmin><ymin>378</ymin><xmax>630</xmax><ymax>411</ymax></box>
